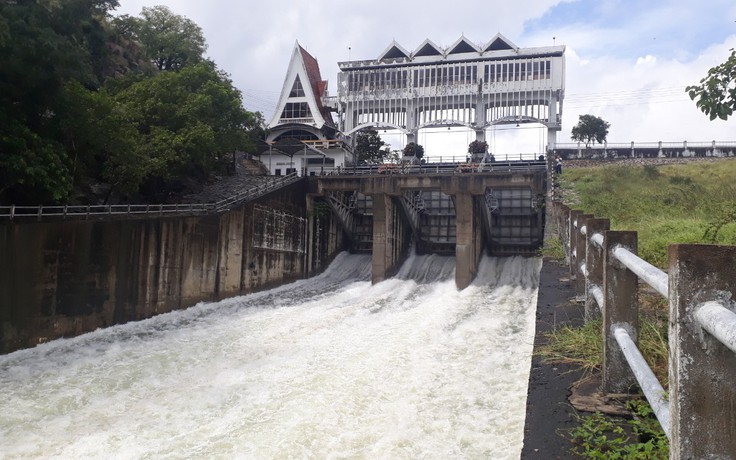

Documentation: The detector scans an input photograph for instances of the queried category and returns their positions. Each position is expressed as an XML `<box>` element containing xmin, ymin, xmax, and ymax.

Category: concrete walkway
<box><xmin>520</xmin><ymin>258</ymin><xmax>584</xmax><ymax>459</ymax></box>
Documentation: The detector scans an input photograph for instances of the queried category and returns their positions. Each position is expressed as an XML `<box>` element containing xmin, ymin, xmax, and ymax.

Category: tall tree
<box><xmin>129</xmin><ymin>5</ymin><xmax>207</xmax><ymax>71</ymax></box>
<box><xmin>108</xmin><ymin>62</ymin><xmax>258</xmax><ymax>199</ymax></box>
<box><xmin>571</xmin><ymin>114</ymin><xmax>610</xmax><ymax>148</ymax></box>
<box><xmin>354</xmin><ymin>128</ymin><xmax>386</xmax><ymax>164</ymax></box>
<box><xmin>687</xmin><ymin>49</ymin><xmax>736</xmax><ymax>120</ymax></box>
<box><xmin>0</xmin><ymin>0</ymin><xmax>120</xmax><ymax>203</ymax></box>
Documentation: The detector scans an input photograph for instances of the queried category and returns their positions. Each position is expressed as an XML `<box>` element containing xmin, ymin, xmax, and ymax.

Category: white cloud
<box><xmin>114</xmin><ymin>0</ymin><xmax>736</xmax><ymax>155</ymax></box>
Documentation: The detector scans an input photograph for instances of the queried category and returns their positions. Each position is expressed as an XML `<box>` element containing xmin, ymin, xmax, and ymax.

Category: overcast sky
<box><xmin>114</xmin><ymin>0</ymin><xmax>736</xmax><ymax>158</ymax></box>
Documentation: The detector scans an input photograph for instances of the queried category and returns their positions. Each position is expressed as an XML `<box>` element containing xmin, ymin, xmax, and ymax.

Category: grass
<box><xmin>540</xmin><ymin>234</ymin><xmax>566</xmax><ymax>262</ymax></box>
<box><xmin>558</xmin><ymin>159</ymin><xmax>736</xmax><ymax>267</ymax></box>
<box><xmin>537</xmin><ymin>303</ymin><xmax>668</xmax><ymax>386</ymax></box>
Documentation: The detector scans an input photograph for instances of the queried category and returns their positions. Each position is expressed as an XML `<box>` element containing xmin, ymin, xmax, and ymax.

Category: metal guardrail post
<box><xmin>668</xmin><ymin>244</ymin><xmax>736</xmax><ymax>458</ymax></box>
<box><xmin>602</xmin><ymin>230</ymin><xmax>639</xmax><ymax>393</ymax></box>
<box><xmin>583</xmin><ymin>217</ymin><xmax>610</xmax><ymax>321</ymax></box>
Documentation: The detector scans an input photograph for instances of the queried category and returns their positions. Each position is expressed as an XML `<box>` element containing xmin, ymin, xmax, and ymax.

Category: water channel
<box><xmin>0</xmin><ymin>253</ymin><xmax>542</xmax><ymax>459</ymax></box>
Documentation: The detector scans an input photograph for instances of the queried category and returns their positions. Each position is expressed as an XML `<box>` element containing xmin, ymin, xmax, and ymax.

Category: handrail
<box><xmin>0</xmin><ymin>172</ymin><xmax>301</xmax><ymax>221</ymax></box>
<box><xmin>558</xmin><ymin>200</ymin><xmax>736</xmax><ymax>457</ymax></box>
<box><xmin>612</xmin><ymin>246</ymin><xmax>669</xmax><ymax>298</ymax></box>
<box><xmin>695</xmin><ymin>301</ymin><xmax>736</xmax><ymax>354</ymax></box>
<box><xmin>613</xmin><ymin>326</ymin><xmax>671</xmax><ymax>439</ymax></box>
<box><xmin>553</xmin><ymin>140</ymin><xmax>736</xmax><ymax>150</ymax></box>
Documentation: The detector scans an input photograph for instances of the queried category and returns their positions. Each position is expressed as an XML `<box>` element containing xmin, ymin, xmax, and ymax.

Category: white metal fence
<box><xmin>553</xmin><ymin>201</ymin><xmax>736</xmax><ymax>458</ymax></box>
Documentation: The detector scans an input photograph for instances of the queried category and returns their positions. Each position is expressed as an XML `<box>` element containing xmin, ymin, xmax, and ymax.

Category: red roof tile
<box><xmin>299</xmin><ymin>45</ymin><xmax>334</xmax><ymax>127</ymax></box>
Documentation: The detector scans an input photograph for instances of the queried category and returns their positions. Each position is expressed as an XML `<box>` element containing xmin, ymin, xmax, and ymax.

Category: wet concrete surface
<box><xmin>521</xmin><ymin>258</ymin><xmax>584</xmax><ymax>459</ymax></box>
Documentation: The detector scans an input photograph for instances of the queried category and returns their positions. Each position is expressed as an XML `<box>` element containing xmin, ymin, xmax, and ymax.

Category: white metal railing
<box><xmin>695</xmin><ymin>301</ymin><xmax>736</xmax><ymax>354</ymax></box>
<box><xmin>613</xmin><ymin>326</ymin><xmax>671</xmax><ymax>438</ymax></box>
<box><xmin>558</xmin><ymin>202</ymin><xmax>736</xmax><ymax>457</ymax></box>
<box><xmin>553</xmin><ymin>140</ymin><xmax>736</xmax><ymax>150</ymax></box>
<box><xmin>612</xmin><ymin>246</ymin><xmax>669</xmax><ymax>298</ymax></box>
<box><xmin>0</xmin><ymin>173</ymin><xmax>301</xmax><ymax>221</ymax></box>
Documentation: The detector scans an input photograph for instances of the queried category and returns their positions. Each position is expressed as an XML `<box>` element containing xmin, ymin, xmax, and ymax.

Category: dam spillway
<box><xmin>0</xmin><ymin>252</ymin><xmax>542</xmax><ymax>458</ymax></box>
<box><xmin>309</xmin><ymin>160</ymin><xmax>547</xmax><ymax>288</ymax></box>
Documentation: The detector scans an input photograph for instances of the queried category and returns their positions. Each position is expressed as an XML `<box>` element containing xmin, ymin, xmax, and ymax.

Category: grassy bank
<box><xmin>558</xmin><ymin>159</ymin><xmax>736</xmax><ymax>267</ymax></box>
<box><xmin>540</xmin><ymin>158</ymin><xmax>736</xmax><ymax>458</ymax></box>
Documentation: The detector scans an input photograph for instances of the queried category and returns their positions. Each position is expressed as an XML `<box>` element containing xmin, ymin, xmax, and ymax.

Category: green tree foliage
<box><xmin>0</xmin><ymin>0</ymin><xmax>121</xmax><ymax>203</ymax></box>
<box><xmin>109</xmin><ymin>62</ymin><xmax>258</xmax><ymax>198</ymax></box>
<box><xmin>571</xmin><ymin>114</ymin><xmax>610</xmax><ymax>148</ymax></box>
<box><xmin>0</xmin><ymin>1</ymin><xmax>261</xmax><ymax>204</ymax></box>
<box><xmin>354</xmin><ymin>128</ymin><xmax>386</xmax><ymax>164</ymax></box>
<box><xmin>403</xmin><ymin>142</ymin><xmax>425</xmax><ymax>159</ymax></box>
<box><xmin>687</xmin><ymin>48</ymin><xmax>736</xmax><ymax>120</ymax></box>
<box><xmin>125</xmin><ymin>5</ymin><xmax>207</xmax><ymax>71</ymax></box>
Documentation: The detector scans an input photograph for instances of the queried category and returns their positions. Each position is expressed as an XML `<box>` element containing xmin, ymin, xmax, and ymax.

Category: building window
<box><xmin>281</xmin><ymin>102</ymin><xmax>312</xmax><ymax>119</ymax></box>
<box><xmin>275</xmin><ymin>169</ymin><xmax>282</xmax><ymax>176</ymax></box>
<box><xmin>289</xmin><ymin>76</ymin><xmax>305</xmax><ymax>97</ymax></box>
<box><xmin>275</xmin><ymin>130</ymin><xmax>318</xmax><ymax>141</ymax></box>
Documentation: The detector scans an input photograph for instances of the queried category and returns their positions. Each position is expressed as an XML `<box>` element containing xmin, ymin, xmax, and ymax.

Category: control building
<box><xmin>336</xmin><ymin>34</ymin><xmax>565</xmax><ymax>149</ymax></box>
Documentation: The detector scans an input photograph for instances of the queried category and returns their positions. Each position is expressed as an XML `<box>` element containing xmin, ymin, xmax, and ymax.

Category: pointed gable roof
<box><xmin>378</xmin><ymin>40</ymin><xmax>410</xmax><ymax>60</ymax></box>
<box><xmin>268</xmin><ymin>41</ymin><xmax>333</xmax><ymax>129</ymax></box>
<box><xmin>413</xmin><ymin>39</ymin><xmax>443</xmax><ymax>57</ymax></box>
<box><xmin>483</xmin><ymin>33</ymin><xmax>516</xmax><ymax>52</ymax></box>
<box><xmin>448</xmin><ymin>36</ymin><xmax>480</xmax><ymax>55</ymax></box>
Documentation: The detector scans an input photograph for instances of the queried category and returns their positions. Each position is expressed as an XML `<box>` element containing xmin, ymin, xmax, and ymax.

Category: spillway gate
<box><xmin>307</xmin><ymin>161</ymin><xmax>547</xmax><ymax>288</ymax></box>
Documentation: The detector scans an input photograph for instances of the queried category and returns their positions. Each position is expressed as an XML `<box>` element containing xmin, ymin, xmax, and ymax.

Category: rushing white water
<box><xmin>0</xmin><ymin>253</ymin><xmax>542</xmax><ymax>459</ymax></box>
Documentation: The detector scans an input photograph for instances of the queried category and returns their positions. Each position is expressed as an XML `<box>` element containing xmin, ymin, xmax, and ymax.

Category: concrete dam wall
<box><xmin>1</xmin><ymin>166</ymin><xmax>546</xmax><ymax>354</ymax></box>
<box><xmin>0</xmin><ymin>180</ymin><xmax>346</xmax><ymax>354</ymax></box>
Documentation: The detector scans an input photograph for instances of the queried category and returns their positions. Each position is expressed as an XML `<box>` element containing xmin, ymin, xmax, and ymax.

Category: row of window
<box><xmin>345</xmin><ymin>59</ymin><xmax>553</xmax><ymax>91</ymax></box>
<box><xmin>485</xmin><ymin>61</ymin><xmax>551</xmax><ymax>83</ymax></box>
<box><xmin>281</xmin><ymin>102</ymin><xmax>312</xmax><ymax>119</ymax></box>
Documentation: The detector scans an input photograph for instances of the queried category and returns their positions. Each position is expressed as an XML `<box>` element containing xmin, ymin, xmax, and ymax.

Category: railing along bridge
<box><xmin>0</xmin><ymin>173</ymin><xmax>301</xmax><ymax>221</ymax></box>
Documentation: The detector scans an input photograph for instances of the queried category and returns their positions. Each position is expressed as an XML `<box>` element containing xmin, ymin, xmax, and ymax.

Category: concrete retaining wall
<box><xmin>0</xmin><ymin>181</ymin><xmax>338</xmax><ymax>354</ymax></box>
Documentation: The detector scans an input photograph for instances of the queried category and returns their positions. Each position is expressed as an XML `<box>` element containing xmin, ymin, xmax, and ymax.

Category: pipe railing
<box><xmin>552</xmin><ymin>200</ymin><xmax>736</xmax><ymax>458</ymax></box>
<box><xmin>320</xmin><ymin>159</ymin><xmax>547</xmax><ymax>177</ymax></box>
<box><xmin>0</xmin><ymin>173</ymin><xmax>301</xmax><ymax>221</ymax></box>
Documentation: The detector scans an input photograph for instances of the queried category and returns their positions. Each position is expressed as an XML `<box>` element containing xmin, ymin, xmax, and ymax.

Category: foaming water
<box><xmin>0</xmin><ymin>253</ymin><xmax>542</xmax><ymax>459</ymax></box>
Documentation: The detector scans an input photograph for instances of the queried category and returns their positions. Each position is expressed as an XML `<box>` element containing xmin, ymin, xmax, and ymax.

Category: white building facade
<box><xmin>336</xmin><ymin>34</ymin><xmax>565</xmax><ymax>149</ymax></box>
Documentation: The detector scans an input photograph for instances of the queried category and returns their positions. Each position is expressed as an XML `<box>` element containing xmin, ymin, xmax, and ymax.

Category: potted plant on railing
<box><xmin>402</xmin><ymin>142</ymin><xmax>425</xmax><ymax>165</ymax></box>
<box><xmin>468</xmin><ymin>140</ymin><xmax>490</xmax><ymax>163</ymax></box>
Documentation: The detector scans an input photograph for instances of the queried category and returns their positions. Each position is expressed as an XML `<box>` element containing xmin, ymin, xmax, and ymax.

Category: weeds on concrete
<box><xmin>540</xmin><ymin>235</ymin><xmax>566</xmax><ymax>262</ymax></box>
<box><xmin>537</xmin><ymin>308</ymin><xmax>669</xmax><ymax>387</ymax></box>
<box><xmin>567</xmin><ymin>400</ymin><xmax>668</xmax><ymax>459</ymax></box>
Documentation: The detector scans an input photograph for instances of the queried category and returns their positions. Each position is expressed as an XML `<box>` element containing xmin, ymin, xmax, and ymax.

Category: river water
<box><xmin>0</xmin><ymin>253</ymin><xmax>542</xmax><ymax>459</ymax></box>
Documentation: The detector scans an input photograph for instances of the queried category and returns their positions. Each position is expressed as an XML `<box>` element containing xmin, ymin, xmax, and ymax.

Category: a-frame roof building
<box><xmin>268</xmin><ymin>41</ymin><xmax>335</xmax><ymax>132</ymax></box>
